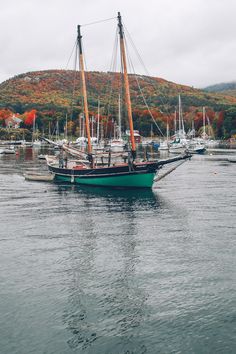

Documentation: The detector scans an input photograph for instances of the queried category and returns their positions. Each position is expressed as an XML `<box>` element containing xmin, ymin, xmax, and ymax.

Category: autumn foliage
<box><xmin>0</xmin><ymin>109</ymin><xmax>12</xmax><ymax>120</ymax></box>
<box><xmin>23</xmin><ymin>109</ymin><xmax>37</xmax><ymax>126</ymax></box>
<box><xmin>0</xmin><ymin>70</ymin><xmax>235</xmax><ymax>137</ymax></box>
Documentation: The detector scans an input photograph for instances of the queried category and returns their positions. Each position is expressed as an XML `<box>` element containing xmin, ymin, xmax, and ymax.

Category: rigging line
<box><xmin>65</xmin><ymin>39</ymin><xmax>77</xmax><ymax>70</ymax></box>
<box><xmin>103</xmin><ymin>28</ymin><xmax>119</xmax><ymax>137</ymax></box>
<box><xmin>81</xmin><ymin>17</ymin><xmax>116</xmax><ymax>27</ymax></box>
<box><xmin>109</xmin><ymin>27</ymin><xmax>119</xmax><ymax>72</ymax></box>
<box><xmin>70</xmin><ymin>45</ymin><xmax>79</xmax><ymax>121</ymax></box>
<box><xmin>124</xmin><ymin>23</ymin><xmax>170</xmax><ymax>110</ymax></box>
<box><xmin>123</xmin><ymin>24</ymin><xmax>149</xmax><ymax>76</ymax></box>
<box><xmin>124</xmin><ymin>24</ymin><xmax>169</xmax><ymax>113</ymax></box>
<box><xmin>123</xmin><ymin>27</ymin><xmax>163</xmax><ymax>119</ymax></box>
<box><xmin>124</xmin><ymin>36</ymin><xmax>164</xmax><ymax>137</ymax></box>
<box><xmin>107</xmin><ymin>28</ymin><xmax>119</xmax><ymax>102</ymax></box>
<box><xmin>81</xmin><ymin>41</ymin><xmax>91</xmax><ymax>121</ymax></box>
<box><xmin>123</xmin><ymin>23</ymin><xmax>172</xmax><ymax>118</ymax></box>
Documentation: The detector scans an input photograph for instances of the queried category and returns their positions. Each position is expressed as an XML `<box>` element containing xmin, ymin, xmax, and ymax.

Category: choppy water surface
<box><xmin>0</xmin><ymin>148</ymin><xmax>236</xmax><ymax>354</ymax></box>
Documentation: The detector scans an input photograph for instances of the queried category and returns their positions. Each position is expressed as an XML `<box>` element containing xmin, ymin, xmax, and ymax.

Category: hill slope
<box><xmin>0</xmin><ymin>70</ymin><xmax>236</xmax><ymax>138</ymax></box>
<box><xmin>204</xmin><ymin>81</ymin><xmax>236</xmax><ymax>97</ymax></box>
<box><xmin>1</xmin><ymin>70</ymin><xmax>236</xmax><ymax>113</ymax></box>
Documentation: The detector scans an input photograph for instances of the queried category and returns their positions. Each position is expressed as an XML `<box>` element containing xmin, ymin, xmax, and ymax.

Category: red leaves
<box><xmin>0</xmin><ymin>109</ymin><xmax>12</xmax><ymax>120</ymax></box>
<box><xmin>24</xmin><ymin>109</ymin><xmax>37</xmax><ymax>126</ymax></box>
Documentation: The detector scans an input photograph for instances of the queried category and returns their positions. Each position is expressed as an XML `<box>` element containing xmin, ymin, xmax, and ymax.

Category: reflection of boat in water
<box><xmin>56</xmin><ymin>182</ymin><xmax>160</xmax><ymax>205</ymax></box>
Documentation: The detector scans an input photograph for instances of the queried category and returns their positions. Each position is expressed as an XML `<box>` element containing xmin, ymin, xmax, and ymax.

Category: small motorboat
<box><xmin>24</xmin><ymin>173</ymin><xmax>55</xmax><ymax>182</ymax></box>
<box><xmin>2</xmin><ymin>146</ymin><xmax>16</xmax><ymax>154</ymax></box>
<box><xmin>228</xmin><ymin>156</ymin><xmax>236</xmax><ymax>163</ymax></box>
<box><xmin>38</xmin><ymin>154</ymin><xmax>47</xmax><ymax>160</ymax></box>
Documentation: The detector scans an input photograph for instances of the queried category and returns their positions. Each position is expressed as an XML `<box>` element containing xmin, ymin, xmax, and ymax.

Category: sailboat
<box><xmin>201</xmin><ymin>107</ymin><xmax>219</xmax><ymax>148</ymax></box>
<box><xmin>187</xmin><ymin>107</ymin><xmax>206</xmax><ymax>154</ymax></box>
<box><xmin>107</xmin><ymin>95</ymin><xmax>126</xmax><ymax>152</ymax></box>
<box><xmin>46</xmin><ymin>13</ymin><xmax>191</xmax><ymax>188</ymax></box>
<box><xmin>159</xmin><ymin>121</ymin><xmax>169</xmax><ymax>151</ymax></box>
<box><xmin>32</xmin><ymin>113</ymin><xmax>42</xmax><ymax>147</ymax></box>
<box><xmin>169</xmin><ymin>96</ymin><xmax>188</xmax><ymax>154</ymax></box>
<box><xmin>75</xmin><ymin>113</ymin><xmax>87</xmax><ymax>147</ymax></box>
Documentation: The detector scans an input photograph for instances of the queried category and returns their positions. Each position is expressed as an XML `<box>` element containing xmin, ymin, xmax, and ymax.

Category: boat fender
<box><xmin>73</xmin><ymin>165</ymin><xmax>87</xmax><ymax>170</ymax></box>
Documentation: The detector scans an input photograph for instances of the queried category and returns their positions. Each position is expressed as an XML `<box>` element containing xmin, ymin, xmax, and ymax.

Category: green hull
<box><xmin>54</xmin><ymin>172</ymin><xmax>155</xmax><ymax>188</ymax></box>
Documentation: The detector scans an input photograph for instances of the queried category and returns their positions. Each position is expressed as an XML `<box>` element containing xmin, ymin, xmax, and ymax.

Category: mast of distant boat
<box><xmin>118</xmin><ymin>94</ymin><xmax>122</xmax><ymax>140</ymax></box>
<box><xmin>97</xmin><ymin>99</ymin><xmax>100</xmax><ymax>143</ymax></box>
<box><xmin>77</xmin><ymin>25</ymin><xmax>93</xmax><ymax>163</ymax></box>
<box><xmin>32</xmin><ymin>113</ymin><xmax>36</xmax><ymax>143</ymax></box>
<box><xmin>178</xmin><ymin>95</ymin><xmax>181</xmax><ymax>134</ymax></box>
<box><xmin>117</xmin><ymin>12</ymin><xmax>136</xmax><ymax>159</ymax></box>
<box><xmin>65</xmin><ymin>113</ymin><xmax>68</xmax><ymax>140</ymax></box>
<box><xmin>203</xmin><ymin>106</ymin><xmax>206</xmax><ymax>140</ymax></box>
<box><xmin>174</xmin><ymin>109</ymin><xmax>177</xmax><ymax>137</ymax></box>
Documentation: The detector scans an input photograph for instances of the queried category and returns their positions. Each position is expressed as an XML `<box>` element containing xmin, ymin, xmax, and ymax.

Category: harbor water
<box><xmin>0</xmin><ymin>148</ymin><xmax>236</xmax><ymax>354</ymax></box>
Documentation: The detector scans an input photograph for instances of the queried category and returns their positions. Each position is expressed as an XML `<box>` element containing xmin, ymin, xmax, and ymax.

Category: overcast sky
<box><xmin>0</xmin><ymin>0</ymin><xmax>235</xmax><ymax>88</ymax></box>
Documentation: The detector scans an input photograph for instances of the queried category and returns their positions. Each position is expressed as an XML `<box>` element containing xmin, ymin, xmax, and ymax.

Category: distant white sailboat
<box><xmin>169</xmin><ymin>96</ymin><xmax>187</xmax><ymax>154</ymax></box>
<box><xmin>159</xmin><ymin>122</ymin><xmax>169</xmax><ymax>151</ymax></box>
<box><xmin>108</xmin><ymin>95</ymin><xmax>125</xmax><ymax>152</ymax></box>
<box><xmin>186</xmin><ymin>107</ymin><xmax>206</xmax><ymax>154</ymax></box>
<box><xmin>31</xmin><ymin>113</ymin><xmax>41</xmax><ymax>147</ymax></box>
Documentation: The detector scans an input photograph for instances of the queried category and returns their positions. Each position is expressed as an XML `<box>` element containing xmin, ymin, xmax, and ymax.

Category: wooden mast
<box><xmin>117</xmin><ymin>12</ymin><xmax>136</xmax><ymax>158</ymax></box>
<box><xmin>178</xmin><ymin>95</ymin><xmax>181</xmax><ymax>134</ymax></box>
<box><xmin>77</xmin><ymin>25</ymin><xmax>92</xmax><ymax>157</ymax></box>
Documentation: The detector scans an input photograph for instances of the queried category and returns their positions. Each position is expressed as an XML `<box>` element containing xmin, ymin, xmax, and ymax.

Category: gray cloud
<box><xmin>0</xmin><ymin>0</ymin><xmax>235</xmax><ymax>87</ymax></box>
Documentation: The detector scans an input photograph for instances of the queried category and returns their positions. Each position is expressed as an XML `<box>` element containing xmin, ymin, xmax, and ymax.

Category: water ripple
<box><xmin>0</xmin><ymin>149</ymin><xmax>236</xmax><ymax>354</ymax></box>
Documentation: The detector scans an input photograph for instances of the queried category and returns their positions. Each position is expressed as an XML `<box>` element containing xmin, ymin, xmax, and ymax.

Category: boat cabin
<box><xmin>125</xmin><ymin>130</ymin><xmax>141</xmax><ymax>143</ymax></box>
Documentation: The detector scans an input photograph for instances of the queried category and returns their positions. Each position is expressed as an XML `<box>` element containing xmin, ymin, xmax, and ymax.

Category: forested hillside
<box><xmin>0</xmin><ymin>70</ymin><xmax>236</xmax><ymax>138</ymax></box>
<box><xmin>204</xmin><ymin>81</ymin><xmax>236</xmax><ymax>98</ymax></box>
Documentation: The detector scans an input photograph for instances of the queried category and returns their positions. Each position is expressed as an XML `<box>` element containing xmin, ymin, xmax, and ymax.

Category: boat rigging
<box><xmin>45</xmin><ymin>12</ymin><xmax>191</xmax><ymax>188</ymax></box>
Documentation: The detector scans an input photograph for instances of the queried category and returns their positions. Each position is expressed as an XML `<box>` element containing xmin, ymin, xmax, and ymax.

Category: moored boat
<box><xmin>187</xmin><ymin>140</ymin><xmax>206</xmax><ymax>154</ymax></box>
<box><xmin>159</xmin><ymin>140</ymin><xmax>169</xmax><ymax>151</ymax></box>
<box><xmin>169</xmin><ymin>138</ymin><xmax>187</xmax><ymax>154</ymax></box>
<box><xmin>0</xmin><ymin>146</ymin><xmax>16</xmax><ymax>154</ymax></box>
<box><xmin>47</xmin><ymin>153</ymin><xmax>190</xmax><ymax>188</ymax></box>
<box><xmin>46</xmin><ymin>13</ymin><xmax>191</xmax><ymax>188</ymax></box>
<box><xmin>24</xmin><ymin>173</ymin><xmax>55</xmax><ymax>182</ymax></box>
<box><xmin>228</xmin><ymin>156</ymin><xmax>236</xmax><ymax>163</ymax></box>
<box><xmin>107</xmin><ymin>138</ymin><xmax>125</xmax><ymax>152</ymax></box>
